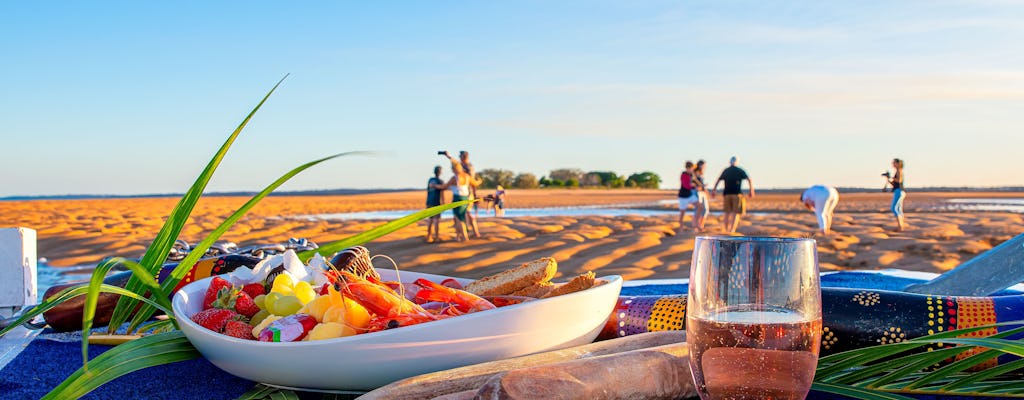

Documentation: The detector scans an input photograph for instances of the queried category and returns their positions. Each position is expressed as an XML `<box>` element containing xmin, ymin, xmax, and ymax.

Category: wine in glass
<box><xmin>687</xmin><ymin>236</ymin><xmax>822</xmax><ymax>400</ymax></box>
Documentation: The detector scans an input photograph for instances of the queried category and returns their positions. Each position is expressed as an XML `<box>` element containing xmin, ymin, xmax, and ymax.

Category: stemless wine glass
<box><xmin>687</xmin><ymin>236</ymin><xmax>822</xmax><ymax>400</ymax></box>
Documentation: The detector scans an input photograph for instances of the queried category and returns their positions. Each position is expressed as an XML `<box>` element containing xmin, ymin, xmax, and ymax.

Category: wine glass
<box><xmin>687</xmin><ymin>236</ymin><xmax>822</xmax><ymax>400</ymax></box>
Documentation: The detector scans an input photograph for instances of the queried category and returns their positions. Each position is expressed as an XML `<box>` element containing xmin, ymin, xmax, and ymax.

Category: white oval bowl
<box><xmin>172</xmin><ymin>270</ymin><xmax>622</xmax><ymax>391</ymax></box>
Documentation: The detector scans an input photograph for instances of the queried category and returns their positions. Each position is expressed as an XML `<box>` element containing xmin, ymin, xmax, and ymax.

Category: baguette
<box><xmin>509</xmin><ymin>282</ymin><xmax>554</xmax><ymax>298</ymax></box>
<box><xmin>356</xmin><ymin>331</ymin><xmax>686</xmax><ymax>400</ymax></box>
<box><xmin>474</xmin><ymin>343</ymin><xmax>695</xmax><ymax>400</ymax></box>
<box><xmin>540</xmin><ymin>271</ymin><xmax>596</xmax><ymax>299</ymax></box>
<box><xmin>463</xmin><ymin>258</ymin><xmax>557</xmax><ymax>296</ymax></box>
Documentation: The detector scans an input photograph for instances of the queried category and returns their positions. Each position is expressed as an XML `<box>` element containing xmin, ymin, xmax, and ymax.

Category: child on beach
<box><xmin>800</xmin><ymin>185</ymin><xmax>840</xmax><ymax>235</ymax></box>
<box><xmin>492</xmin><ymin>185</ymin><xmax>506</xmax><ymax>217</ymax></box>
<box><xmin>425</xmin><ymin>166</ymin><xmax>445</xmax><ymax>243</ymax></box>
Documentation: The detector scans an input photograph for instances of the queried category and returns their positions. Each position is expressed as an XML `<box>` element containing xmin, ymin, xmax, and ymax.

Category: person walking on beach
<box><xmin>885</xmin><ymin>158</ymin><xmax>907</xmax><ymax>231</ymax></box>
<box><xmin>693</xmin><ymin>160</ymin><xmax>710</xmax><ymax>232</ymax></box>
<box><xmin>437</xmin><ymin>152</ymin><xmax>473</xmax><ymax>242</ymax></box>
<box><xmin>712</xmin><ymin>156</ymin><xmax>755</xmax><ymax>234</ymax></box>
<box><xmin>800</xmin><ymin>185</ymin><xmax>840</xmax><ymax>235</ymax></box>
<box><xmin>425</xmin><ymin>165</ymin><xmax>446</xmax><ymax>243</ymax></box>
<box><xmin>459</xmin><ymin>151</ymin><xmax>483</xmax><ymax>238</ymax></box>
<box><xmin>677</xmin><ymin>161</ymin><xmax>699</xmax><ymax>230</ymax></box>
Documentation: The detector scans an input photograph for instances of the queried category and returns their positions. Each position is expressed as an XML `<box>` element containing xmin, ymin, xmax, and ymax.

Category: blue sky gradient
<box><xmin>2</xmin><ymin>1</ymin><xmax>1022</xmax><ymax>196</ymax></box>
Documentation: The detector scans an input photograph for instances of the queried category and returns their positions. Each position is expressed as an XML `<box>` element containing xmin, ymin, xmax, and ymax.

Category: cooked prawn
<box><xmin>413</xmin><ymin>278</ymin><xmax>496</xmax><ymax>315</ymax></box>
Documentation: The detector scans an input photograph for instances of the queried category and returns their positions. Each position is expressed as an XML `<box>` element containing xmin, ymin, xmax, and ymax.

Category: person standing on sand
<box><xmin>459</xmin><ymin>150</ymin><xmax>483</xmax><ymax>238</ymax></box>
<box><xmin>712</xmin><ymin>156</ymin><xmax>755</xmax><ymax>234</ymax></box>
<box><xmin>800</xmin><ymin>185</ymin><xmax>840</xmax><ymax>235</ymax></box>
<box><xmin>677</xmin><ymin>161</ymin><xmax>699</xmax><ymax>229</ymax></box>
<box><xmin>885</xmin><ymin>158</ymin><xmax>907</xmax><ymax>231</ymax></box>
<box><xmin>437</xmin><ymin>152</ymin><xmax>472</xmax><ymax>242</ymax></box>
<box><xmin>693</xmin><ymin>160</ymin><xmax>710</xmax><ymax>232</ymax></box>
<box><xmin>425</xmin><ymin>165</ymin><xmax>446</xmax><ymax>243</ymax></box>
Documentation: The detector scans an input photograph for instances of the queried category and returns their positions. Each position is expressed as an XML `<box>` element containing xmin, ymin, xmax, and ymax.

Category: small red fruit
<box><xmin>233</xmin><ymin>292</ymin><xmax>261</xmax><ymax>318</ymax></box>
<box><xmin>203</xmin><ymin>277</ymin><xmax>233</xmax><ymax>309</ymax></box>
<box><xmin>191</xmin><ymin>308</ymin><xmax>238</xmax><ymax>333</ymax></box>
<box><xmin>242</xmin><ymin>283</ymin><xmax>266</xmax><ymax>298</ymax></box>
<box><xmin>212</xmin><ymin>288</ymin><xmax>261</xmax><ymax>318</ymax></box>
<box><xmin>223</xmin><ymin>320</ymin><xmax>255</xmax><ymax>340</ymax></box>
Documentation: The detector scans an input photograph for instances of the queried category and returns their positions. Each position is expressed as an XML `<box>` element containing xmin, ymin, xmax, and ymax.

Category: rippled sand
<box><xmin>1</xmin><ymin>190</ymin><xmax>1020</xmax><ymax>280</ymax></box>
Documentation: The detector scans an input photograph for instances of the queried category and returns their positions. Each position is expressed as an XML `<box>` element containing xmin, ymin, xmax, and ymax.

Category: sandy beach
<box><xmin>1</xmin><ymin>189</ymin><xmax>1020</xmax><ymax>281</ymax></box>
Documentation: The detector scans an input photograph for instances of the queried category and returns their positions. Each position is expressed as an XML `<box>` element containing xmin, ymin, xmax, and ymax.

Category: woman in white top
<box><xmin>436</xmin><ymin>155</ymin><xmax>472</xmax><ymax>242</ymax></box>
<box><xmin>800</xmin><ymin>185</ymin><xmax>840</xmax><ymax>234</ymax></box>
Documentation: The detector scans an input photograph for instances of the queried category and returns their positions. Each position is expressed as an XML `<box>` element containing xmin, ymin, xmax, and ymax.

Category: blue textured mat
<box><xmin>2</xmin><ymin>271</ymin><xmax>1012</xmax><ymax>399</ymax></box>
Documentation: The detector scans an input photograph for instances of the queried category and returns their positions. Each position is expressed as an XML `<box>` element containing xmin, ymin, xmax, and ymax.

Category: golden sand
<box><xmin>1</xmin><ymin>190</ymin><xmax>1020</xmax><ymax>280</ymax></box>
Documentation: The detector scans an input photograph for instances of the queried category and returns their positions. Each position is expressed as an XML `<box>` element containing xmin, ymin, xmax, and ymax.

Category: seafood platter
<box><xmin>171</xmin><ymin>246</ymin><xmax>622</xmax><ymax>391</ymax></box>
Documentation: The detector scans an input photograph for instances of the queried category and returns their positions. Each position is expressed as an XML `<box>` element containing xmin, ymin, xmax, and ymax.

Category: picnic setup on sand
<box><xmin>2</xmin><ymin>83</ymin><xmax>1024</xmax><ymax>400</ymax></box>
<box><xmin>2</xmin><ymin>232</ymin><xmax>1024</xmax><ymax>400</ymax></box>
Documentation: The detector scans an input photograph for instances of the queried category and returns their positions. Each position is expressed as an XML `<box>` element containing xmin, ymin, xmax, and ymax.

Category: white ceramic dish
<box><xmin>172</xmin><ymin>269</ymin><xmax>622</xmax><ymax>391</ymax></box>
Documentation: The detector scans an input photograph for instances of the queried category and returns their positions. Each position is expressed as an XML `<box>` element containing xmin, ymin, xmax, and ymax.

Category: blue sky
<box><xmin>2</xmin><ymin>1</ymin><xmax>1022</xmax><ymax>196</ymax></box>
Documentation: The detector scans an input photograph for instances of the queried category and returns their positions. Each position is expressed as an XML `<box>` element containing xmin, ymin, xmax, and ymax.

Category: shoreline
<box><xmin>1</xmin><ymin>190</ymin><xmax>1020</xmax><ymax>279</ymax></box>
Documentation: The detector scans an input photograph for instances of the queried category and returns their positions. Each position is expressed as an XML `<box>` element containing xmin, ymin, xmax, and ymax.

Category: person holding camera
<box><xmin>800</xmin><ymin>185</ymin><xmax>840</xmax><ymax>234</ymax></box>
<box><xmin>884</xmin><ymin>158</ymin><xmax>907</xmax><ymax>231</ymax></box>
<box><xmin>436</xmin><ymin>151</ymin><xmax>473</xmax><ymax>242</ymax></box>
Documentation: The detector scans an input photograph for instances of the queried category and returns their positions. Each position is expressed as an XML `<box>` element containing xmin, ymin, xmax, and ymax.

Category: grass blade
<box><xmin>811</xmin><ymin>382</ymin><xmax>916</xmax><ymax>400</ymax></box>
<box><xmin>940</xmin><ymin>358</ymin><xmax>1024</xmax><ymax>392</ymax></box>
<box><xmin>296</xmin><ymin>199</ymin><xmax>475</xmax><ymax>262</ymax></box>
<box><xmin>125</xmin><ymin>151</ymin><xmax>369</xmax><ymax>332</ymax></box>
<box><xmin>0</xmin><ymin>283</ymin><xmax>173</xmax><ymax>339</ymax></box>
<box><xmin>235</xmin><ymin>384</ymin><xmax>279</xmax><ymax>400</ymax></box>
<box><xmin>42</xmin><ymin>331</ymin><xmax>200</xmax><ymax>399</ymax></box>
<box><xmin>81</xmin><ymin>258</ymin><xmax>167</xmax><ymax>369</ymax></box>
<box><xmin>109</xmin><ymin>75</ymin><xmax>288</xmax><ymax>333</ymax></box>
<box><xmin>826</xmin><ymin>346</ymin><xmax>965</xmax><ymax>386</ymax></box>
<box><xmin>903</xmin><ymin>348</ymin><xmax>1002</xmax><ymax>390</ymax></box>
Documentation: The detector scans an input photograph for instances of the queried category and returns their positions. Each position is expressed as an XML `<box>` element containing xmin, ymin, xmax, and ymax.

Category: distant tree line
<box><xmin>476</xmin><ymin>168</ymin><xmax>661</xmax><ymax>189</ymax></box>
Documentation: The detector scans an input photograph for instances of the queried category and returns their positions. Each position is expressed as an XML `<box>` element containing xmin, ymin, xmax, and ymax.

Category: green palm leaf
<box><xmin>42</xmin><ymin>331</ymin><xmax>200</xmax><ymax>400</ymax></box>
<box><xmin>124</xmin><ymin>151</ymin><xmax>371</xmax><ymax>333</ymax></box>
<box><xmin>109</xmin><ymin>75</ymin><xmax>289</xmax><ymax>334</ymax></box>
<box><xmin>815</xmin><ymin>320</ymin><xmax>1024</xmax><ymax>397</ymax></box>
<box><xmin>0</xmin><ymin>283</ymin><xmax>173</xmax><ymax>339</ymax></box>
<box><xmin>296</xmin><ymin>199</ymin><xmax>475</xmax><ymax>262</ymax></box>
<box><xmin>81</xmin><ymin>257</ymin><xmax>167</xmax><ymax>369</ymax></box>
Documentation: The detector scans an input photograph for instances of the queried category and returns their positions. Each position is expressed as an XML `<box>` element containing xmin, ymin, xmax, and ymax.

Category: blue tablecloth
<box><xmin>0</xmin><ymin>272</ymin><xmax>1006</xmax><ymax>399</ymax></box>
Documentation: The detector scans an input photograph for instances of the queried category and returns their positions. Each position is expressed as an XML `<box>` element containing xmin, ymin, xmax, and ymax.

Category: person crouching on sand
<box><xmin>800</xmin><ymin>185</ymin><xmax>839</xmax><ymax>235</ymax></box>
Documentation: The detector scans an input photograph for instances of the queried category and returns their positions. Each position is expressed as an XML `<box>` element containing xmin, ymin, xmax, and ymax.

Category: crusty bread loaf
<box><xmin>540</xmin><ymin>271</ymin><xmax>596</xmax><ymax>299</ymax></box>
<box><xmin>464</xmin><ymin>258</ymin><xmax>557</xmax><ymax>296</ymax></box>
<box><xmin>510</xmin><ymin>282</ymin><xmax>554</xmax><ymax>298</ymax></box>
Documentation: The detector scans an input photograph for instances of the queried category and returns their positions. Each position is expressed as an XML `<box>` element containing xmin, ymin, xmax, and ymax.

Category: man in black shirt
<box><xmin>712</xmin><ymin>156</ymin><xmax>755</xmax><ymax>233</ymax></box>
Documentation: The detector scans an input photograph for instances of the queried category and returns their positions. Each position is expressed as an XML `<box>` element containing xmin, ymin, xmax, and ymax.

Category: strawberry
<box><xmin>191</xmin><ymin>308</ymin><xmax>238</xmax><ymax>333</ymax></box>
<box><xmin>203</xmin><ymin>277</ymin><xmax>233</xmax><ymax>310</ymax></box>
<box><xmin>223</xmin><ymin>320</ymin><xmax>255</xmax><ymax>340</ymax></box>
<box><xmin>233</xmin><ymin>291</ymin><xmax>261</xmax><ymax>318</ymax></box>
<box><xmin>242</xmin><ymin>283</ymin><xmax>266</xmax><ymax>298</ymax></box>
<box><xmin>212</xmin><ymin>288</ymin><xmax>261</xmax><ymax>318</ymax></box>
